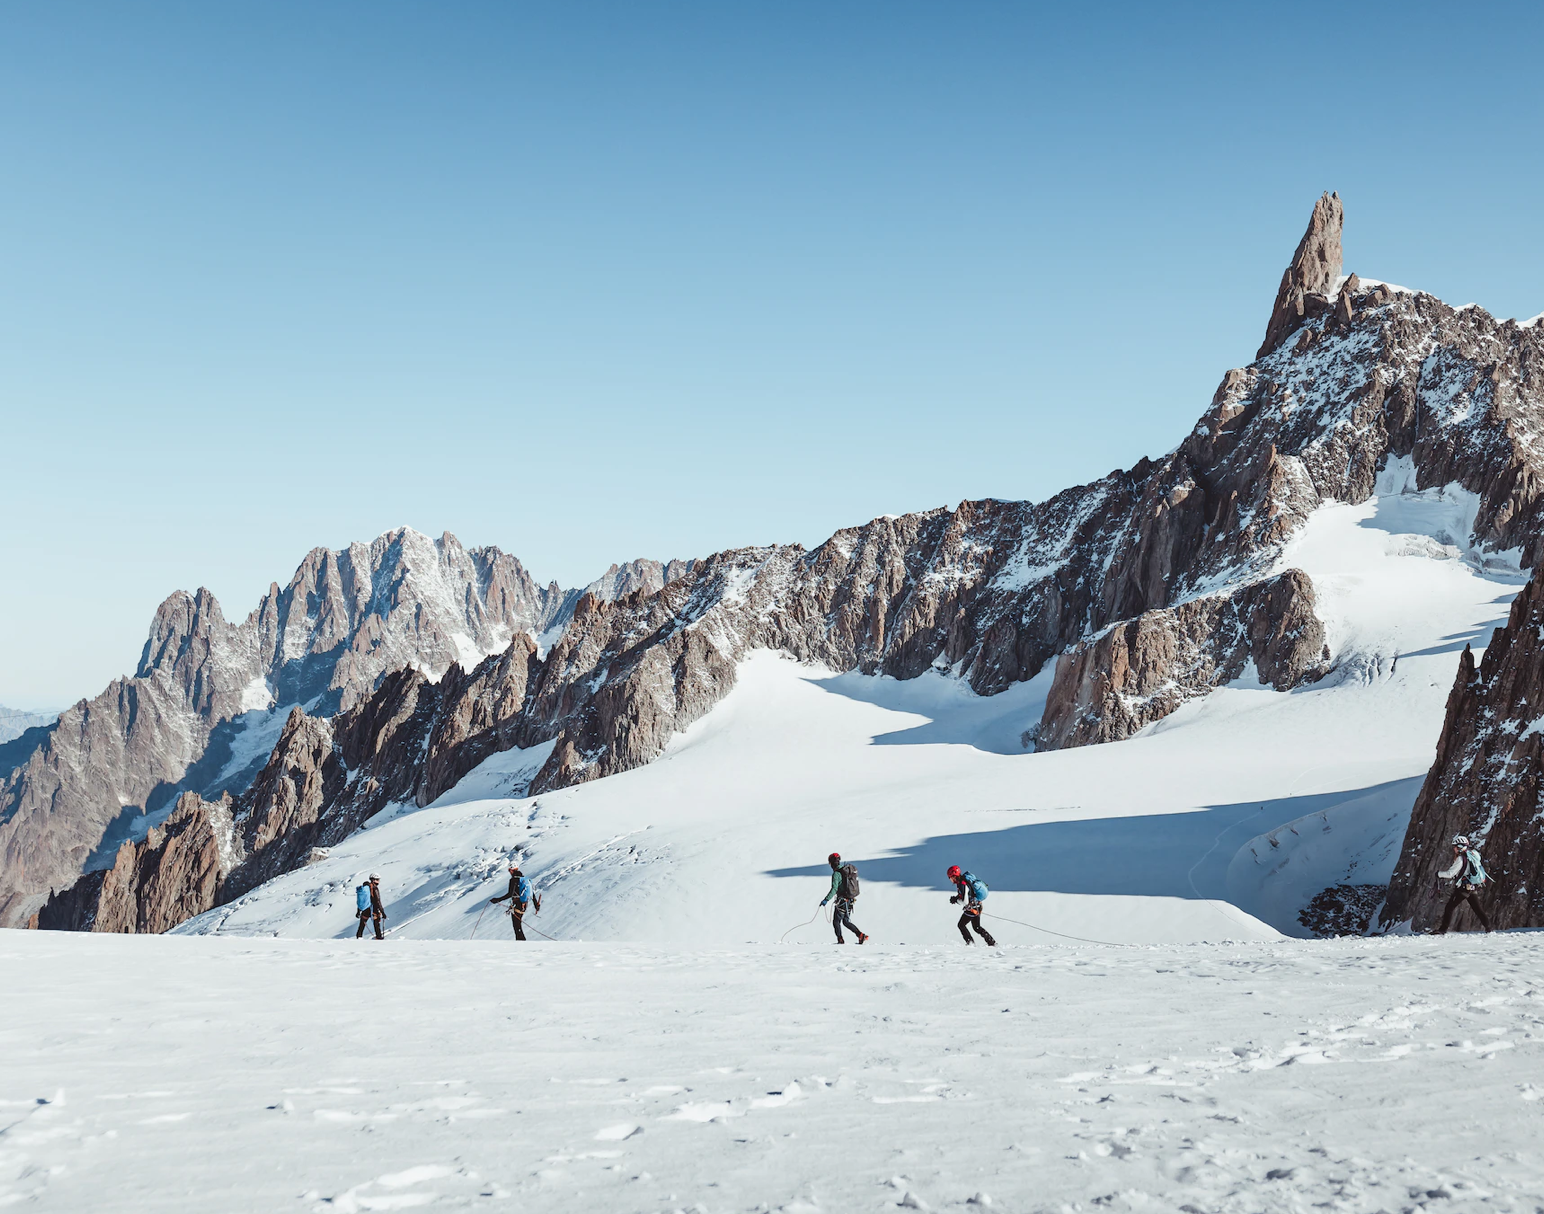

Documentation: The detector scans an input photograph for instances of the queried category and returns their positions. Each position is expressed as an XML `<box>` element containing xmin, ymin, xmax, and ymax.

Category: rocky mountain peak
<box><xmin>1258</xmin><ymin>191</ymin><xmax>1345</xmax><ymax>359</ymax></box>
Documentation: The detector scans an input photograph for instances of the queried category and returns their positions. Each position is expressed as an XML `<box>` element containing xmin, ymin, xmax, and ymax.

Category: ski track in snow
<box><xmin>2</xmin><ymin>933</ymin><xmax>1542</xmax><ymax>1212</ymax></box>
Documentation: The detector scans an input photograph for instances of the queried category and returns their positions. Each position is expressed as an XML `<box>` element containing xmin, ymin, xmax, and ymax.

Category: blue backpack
<box><xmin>1462</xmin><ymin>848</ymin><xmax>1490</xmax><ymax>887</ymax></box>
<box><xmin>962</xmin><ymin>871</ymin><xmax>989</xmax><ymax>902</ymax></box>
<box><xmin>356</xmin><ymin>884</ymin><xmax>371</xmax><ymax>912</ymax></box>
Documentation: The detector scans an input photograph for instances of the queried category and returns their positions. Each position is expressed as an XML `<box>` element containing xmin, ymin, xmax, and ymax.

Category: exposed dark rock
<box><xmin>35</xmin><ymin>634</ymin><xmax>550</xmax><ymax>933</ymax></box>
<box><xmin>1037</xmin><ymin>570</ymin><xmax>1329</xmax><ymax>749</ymax></box>
<box><xmin>1299</xmin><ymin>884</ymin><xmax>1387</xmax><ymax>938</ymax></box>
<box><xmin>1259</xmin><ymin>191</ymin><xmax>1344</xmax><ymax>359</ymax></box>
<box><xmin>1381</xmin><ymin>572</ymin><xmax>1544</xmax><ymax>932</ymax></box>
<box><xmin>1</xmin><ymin>530</ymin><xmax>682</xmax><ymax>927</ymax></box>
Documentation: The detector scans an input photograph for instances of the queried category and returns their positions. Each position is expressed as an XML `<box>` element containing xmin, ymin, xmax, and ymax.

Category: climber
<box><xmin>947</xmin><ymin>865</ymin><xmax>996</xmax><ymax>946</ymax></box>
<box><xmin>355</xmin><ymin>873</ymin><xmax>386</xmax><ymax>941</ymax></box>
<box><xmin>820</xmin><ymin>852</ymin><xmax>868</xmax><ymax>944</ymax></box>
<box><xmin>489</xmin><ymin>863</ymin><xmax>541</xmax><ymax>941</ymax></box>
<box><xmin>1436</xmin><ymin>835</ymin><xmax>1492</xmax><ymax>934</ymax></box>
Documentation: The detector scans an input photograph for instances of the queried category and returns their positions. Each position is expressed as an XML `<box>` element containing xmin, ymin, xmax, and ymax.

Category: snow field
<box><xmin>3</xmin><ymin>931</ymin><xmax>1543</xmax><ymax>1212</ymax></box>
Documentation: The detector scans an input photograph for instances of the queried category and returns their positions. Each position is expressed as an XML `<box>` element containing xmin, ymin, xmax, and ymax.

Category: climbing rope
<box><xmin>977</xmin><ymin>908</ymin><xmax>1135</xmax><ymax>948</ymax></box>
<box><xmin>779</xmin><ymin>904</ymin><xmax>831</xmax><ymax>943</ymax></box>
<box><xmin>469</xmin><ymin>903</ymin><xmax>491</xmax><ymax>939</ymax></box>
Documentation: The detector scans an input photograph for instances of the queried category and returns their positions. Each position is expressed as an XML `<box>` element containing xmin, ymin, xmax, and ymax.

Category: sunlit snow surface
<box><xmin>4</xmin><ymin>932</ymin><xmax>1544</xmax><ymax>1211</ymax></box>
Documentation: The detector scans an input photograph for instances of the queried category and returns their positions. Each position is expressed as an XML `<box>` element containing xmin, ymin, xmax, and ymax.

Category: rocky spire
<box><xmin>1257</xmin><ymin>192</ymin><xmax>1344</xmax><ymax>359</ymax></box>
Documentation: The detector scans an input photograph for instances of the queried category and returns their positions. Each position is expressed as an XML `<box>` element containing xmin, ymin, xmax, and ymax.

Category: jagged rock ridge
<box><xmin>1380</xmin><ymin>571</ymin><xmax>1544</xmax><ymax>932</ymax></box>
<box><xmin>36</xmin><ymin>193</ymin><xmax>1544</xmax><ymax>934</ymax></box>
<box><xmin>1</xmin><ymin>529</ymin><xmax>678</xmax><ymax>927</ymax></box>
<box><xmin>1258</xmin><ymin>191</ymin><xmax>1344</xmax><ymax>359</ymax></box>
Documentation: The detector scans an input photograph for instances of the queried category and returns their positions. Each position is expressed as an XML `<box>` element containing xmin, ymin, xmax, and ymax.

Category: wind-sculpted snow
<box><xmin>4</xmin><ymin>931</ymin><xmax>1543</xmax><ymax>1212</ymax></box>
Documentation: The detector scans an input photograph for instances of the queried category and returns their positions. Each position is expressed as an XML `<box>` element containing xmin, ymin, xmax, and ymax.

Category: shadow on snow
<box><xmin>765</xmin><ymin>778</ymin><xmax>1419</xmax><ymax>901</ymax></box>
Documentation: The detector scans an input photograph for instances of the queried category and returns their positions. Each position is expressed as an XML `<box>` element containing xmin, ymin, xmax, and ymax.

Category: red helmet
<box><xmin>828</xmin><ymin>852</ymin><xmax>841</xmax><ymax>866</ymax></box>
<box><xmin>946</xmin><ymin>865</ymin><xmax>962</xmax><ymax>882</ymax></box>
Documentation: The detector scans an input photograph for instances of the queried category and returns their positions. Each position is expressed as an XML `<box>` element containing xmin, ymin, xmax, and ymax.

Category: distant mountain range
<box><xmin>0</xmin><ymin>707</ymin><xmax>57</xmax><ymax>746</ymax></box>
<box><xmin>0</xmin><ymin>537</ymin><xmax>688</xmax><ymax>927</ymax></box>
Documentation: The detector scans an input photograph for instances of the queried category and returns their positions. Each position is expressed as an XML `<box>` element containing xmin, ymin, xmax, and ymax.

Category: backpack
<box><xmin>963</xmin><ymin>871</ymin><xmax>989</xmax><ymax>902</ymax></box>
<box><xmin>840</xmin><ymin>863</ymin><xmax>860</xmax><ymax>900</ymax></box>
<box><xmin>355</xmin><ymin>884</ymin><xmax>371</xmax><ymax>912</ymax></box>
<box><xmin>1463</xmin><ymin>848</ymin><xmax>1490</xmax><ymax>887</ymax></box>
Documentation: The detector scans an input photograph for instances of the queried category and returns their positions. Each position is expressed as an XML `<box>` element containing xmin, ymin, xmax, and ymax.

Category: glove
<box><xmin>489</xmin><ymin>897</ymin><xmax>498</xmax><ymax>903</ymax></box>
<box><xmin>950</xmin><ymin>895</ymin><xmax>960</xmax><ymax>904</ymax></box>
<box><xmin>820</xmin><ymin>899</ymin><xmax>828</xmax><ymax>907</ymax></box>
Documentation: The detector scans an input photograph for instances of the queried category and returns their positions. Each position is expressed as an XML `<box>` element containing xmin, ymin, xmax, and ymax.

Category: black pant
<box><xmin>356</xmin><ymin>910</ymin><xmax>383</xmax><ymax>940</ymax></box>
<box><xmin>958</xmin><ymin>903</ymin><xmax>995</xmax><ymax>946</ymax></box>
<box><xmin>509</xmin><ymin>902</ymin><xmax>527</xmax><ymax>941</ymax></box>
<box><xmin>1438</xmin><ymin>886</ymin><xmax>1491</xmax><ymax>933</ymax></box>
<box><xmin>833</xmin><ymin>898</ymin><xmax>864</xmax><ymax>943</ymax></box>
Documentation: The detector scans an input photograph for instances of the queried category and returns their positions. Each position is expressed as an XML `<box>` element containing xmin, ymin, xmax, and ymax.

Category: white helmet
<box><xmin>369</xmin><ymin>873</ymin><xmax>381</xmax><ymax>881</ymax></box>
<box><xmin>1451</xmin><ymin>835</ymin><xmax>1470</xmax><ymax>848</ymax></box>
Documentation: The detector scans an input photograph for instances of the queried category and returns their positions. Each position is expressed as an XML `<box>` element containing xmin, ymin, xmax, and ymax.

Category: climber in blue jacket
<box><xmin>490</xmin><ymin>864</ymin><xmax>541</xmax><ymax>941</ymax></box>
<box><xmin>947</xmin><ymin>865</ymin><xmax>996</xmax><ymax>946</ymax></box>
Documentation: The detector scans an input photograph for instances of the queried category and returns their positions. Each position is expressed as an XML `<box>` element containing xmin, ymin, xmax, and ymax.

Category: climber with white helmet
<box><xmin>1436</xmin><ymin>835</ymin><xmax>1492</xmax><ymax>934</ymax></box>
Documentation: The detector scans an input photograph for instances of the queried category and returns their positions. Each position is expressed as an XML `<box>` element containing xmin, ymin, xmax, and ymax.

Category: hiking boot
<box><xmin>857</xmin><ymin>932</ymin><xmax>869</xmax><ymax>944</ymax></box>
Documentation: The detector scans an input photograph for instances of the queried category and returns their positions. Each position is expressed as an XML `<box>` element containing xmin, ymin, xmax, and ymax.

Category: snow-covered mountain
<box><xmin>0</xmin><ymin>706</ymin><xmax>55</xmax><ymax>746</ymax></box>
<box><xmin>0</xmin><ymin>531</ymin><xmax>685</xmax><ymax>926</ymax></box>
<box><xmin>33</xmin><ymin>191</ymin><xmax>1544</xmax><ymax>940</ymax></box>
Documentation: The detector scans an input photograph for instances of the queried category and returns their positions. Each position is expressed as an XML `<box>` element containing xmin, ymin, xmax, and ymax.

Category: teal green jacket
<box><xmin>822</xmin><ymin>868</ymin><xmax>845</xmax><ymax>904</ymax></box>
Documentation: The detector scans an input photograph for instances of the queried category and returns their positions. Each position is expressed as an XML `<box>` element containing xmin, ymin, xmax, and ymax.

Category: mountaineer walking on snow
<box><xmin>1436</xmin><ymin>835</ymin><xmax>1492</xmax><ymax>933</ymax></box>
<box><xmin>489</xmin><ymin>863</ymin><xmax>541</xmax><ymax>940</ymax></box>
<box><xmin>820</xmin><ymin>852</ymin><xmax>868</xmax><ymax>944</ymax></box>
<box><xmin>947</xmin><ymin>865</ymin><xmax>996</xmax><ymax>946</ymax></box>
<box><xmin>355</xmin><ymin>873</ymin><xmax>386</xmax><ymax>940</ymax></box>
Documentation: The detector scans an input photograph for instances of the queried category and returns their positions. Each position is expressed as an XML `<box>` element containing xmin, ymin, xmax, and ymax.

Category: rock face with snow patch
<box><xmin>1381</xmin><ymin>573</ymin><xmax>1544</xmax><ymax>933</ymax></box>
<box><xmin>1038</xmin><ymin>570</ymin><xmax>1330</xmax><ymax>749</ymax></box>
<box><xmin>38</xmin><ymin>635</ymin><xmax>549</xmax><ymax>932</ymax></box>
<box><xmin>2</xmin><ymin>530</ymin><xmax>582</xmax><ymax>927</ymax></box>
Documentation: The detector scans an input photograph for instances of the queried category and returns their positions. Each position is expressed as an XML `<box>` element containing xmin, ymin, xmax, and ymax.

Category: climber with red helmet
<box><xmin>947</xmin><ymin>865</ymin><xmax>996</xmax><ymax>946</ymax></box>
<box><xmin>819</xmin><ymin>852</ymin><xmax>868</xmax><ymax>944</ymax></box>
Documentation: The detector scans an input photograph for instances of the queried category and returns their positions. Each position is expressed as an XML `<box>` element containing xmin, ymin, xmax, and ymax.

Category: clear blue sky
<box><xmin>3</xmin><ymin>2</ymin><xmax>1541</xmax><ymax>709</ymax></box>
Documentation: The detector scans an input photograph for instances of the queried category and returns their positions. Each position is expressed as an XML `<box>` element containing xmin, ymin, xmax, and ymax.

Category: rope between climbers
<box><xmin>979</xmin><ymin>910</ymin><xmax>1135</xmax><ymax>948</ymax></box>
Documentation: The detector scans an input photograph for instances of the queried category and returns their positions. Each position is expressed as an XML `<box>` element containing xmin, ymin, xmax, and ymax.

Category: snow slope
<box><xmin>180</xmin><ymin>475</ymin><xmax>1526</xmax><ymax>947</ymax></box>
<box><xmin>3</xmin><ymin>931</ymin><xmax>1543</xmax><ymax>1213</ymax></box>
